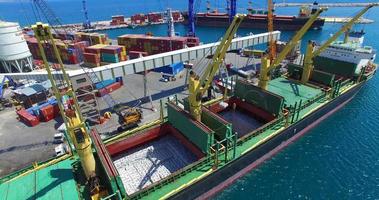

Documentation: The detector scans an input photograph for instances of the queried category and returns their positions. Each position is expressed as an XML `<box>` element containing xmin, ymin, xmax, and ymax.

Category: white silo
<box><xmin>0</xmin><ymin>21</ymin><xmax>33</xmax><ymax>73</ymax></box>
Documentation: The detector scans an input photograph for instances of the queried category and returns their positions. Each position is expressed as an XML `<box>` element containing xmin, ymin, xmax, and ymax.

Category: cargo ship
<box><xmin>0</xmin><ymin>14</ymin><xmax>377</xmax><ymax>200</ymax></box>
<box><xmin>183</xmin><ymin>5</ymin><xmax>325</xmax><ymax>30</ymax></box>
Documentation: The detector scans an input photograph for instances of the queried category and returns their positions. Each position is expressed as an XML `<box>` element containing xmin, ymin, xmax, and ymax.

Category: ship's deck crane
<box><xmin>188</xmin><ymin>14</ymin><xmax>245</xmax><ymax>121</ymax></box>
<box><xmin>258</xmin><ymin>7</ymin><xmax>327</xmax><ymax>90</ymax></box>
<box><xmin>301</xmin><ymin>5</ymin><xmax>376</xmax><ymax>83</ymax></box>
<box><xmin>31</xmin><ymin>23</ymin><xmax>107</xmax><ymax>199</ymax></box>
<box><xmin>267</xmin><ymin>0</ymin><xmax>276</xmax><ymax>61</ymax></box>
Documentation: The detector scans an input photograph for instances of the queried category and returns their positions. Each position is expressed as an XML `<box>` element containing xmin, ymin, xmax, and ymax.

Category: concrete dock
<box><xmin>322</xmin><ymin>17</ymin><xmax>374</xmax><ymax>24</ymax></box>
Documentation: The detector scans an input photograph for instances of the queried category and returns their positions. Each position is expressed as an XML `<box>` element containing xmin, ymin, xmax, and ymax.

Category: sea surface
<box><xmin>1</xmin><ymin>0</ymin><xmax>379</xmax><ymax>199</ymax></box>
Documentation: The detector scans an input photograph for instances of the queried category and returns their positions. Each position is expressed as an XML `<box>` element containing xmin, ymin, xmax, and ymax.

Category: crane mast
<box><xmin>32</xmin><ymin>23</ymin><xmax>106</xmax><ymax>199</ymax></box>
<box><xmin>301</xmin><ymin>5</ymin><xmax>375</xmax><ymax>83</ymax></box>
<box><xmin>268</xmin><ymin>0</ymin><xmax>276</xmax><ymax>61</ymax></box>
<box><xmin>188</xmin><ymin>14</ymin><xmax>245</xmax><ymax>121</ymax></box>
<box><xmin>258</xmin><ymin>7</ymin><xmax>327</xmax><ymax>90</ymax></box>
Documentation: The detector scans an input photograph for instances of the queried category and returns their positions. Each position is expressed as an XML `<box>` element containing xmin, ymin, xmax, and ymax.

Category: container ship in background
<box><xmin>183</xmin><ymin>3</ymin><xmax>325</xmax><ymax>30</ymax></box>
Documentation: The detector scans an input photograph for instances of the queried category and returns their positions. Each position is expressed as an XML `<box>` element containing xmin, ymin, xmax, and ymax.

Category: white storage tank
<box><xmin>0</xmin><ymin>21</ymin><xmax>33</xmax><ymax>73</ymax></box>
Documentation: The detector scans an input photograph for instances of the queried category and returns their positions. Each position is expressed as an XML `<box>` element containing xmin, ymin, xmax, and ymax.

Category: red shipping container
<box><xmin>40</xmin><ymin>105</ymin><xmax>55</xmax><ymax>122</ymax></box>
<box><xmin>53</xmin><ymin>104</ymin><xmax>60</xmax><ymax>117</ymax></box>
<box><xmin>96</xmin><ymin>82</ymin><xmax>121</xmax><ymax>97</ymax></box>
<box><xmin>17</xmin><ymin>109</ymin><xmax>40</xmax><ymax>127</ymax></box>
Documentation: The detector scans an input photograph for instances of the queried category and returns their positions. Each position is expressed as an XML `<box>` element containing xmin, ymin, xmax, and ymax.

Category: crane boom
<box><xmin>271</xmin><ymin>7</ymin><xmax>327</xmax><ymax>68</ymax></box>
<box><xmin>313</xmin><ymin>5</ymin><xmax>374</xmax><ymax>57</ymax></box>
<box><xmin>31</xmin><ymin>23</ymin><xmax>107</xmax><ymax>199</ymax></box>
<box><xmin>188</xmin><ymin>14</ymin><xmax>245</xmax><ymax>121</ymax></box>
<box><xmin>268</xmin><ymin>0</ymin><xmax>276</xmax><ymax>61</ymax></box>
<box><xmin>301</xmin><ymin>5</ymin><xmax>375</xmax><ymax>83</ymax></box>
<box><xmin>258</xmin><ymin>7</ymin><xmax>326</xmax><ymax>90</ymax></box>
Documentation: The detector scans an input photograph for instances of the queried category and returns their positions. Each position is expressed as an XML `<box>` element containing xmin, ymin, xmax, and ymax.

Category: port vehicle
<box><xmin>53</xmin><ymin>132</ymin><xmax>65</xmax><ymax>144</ymax></box>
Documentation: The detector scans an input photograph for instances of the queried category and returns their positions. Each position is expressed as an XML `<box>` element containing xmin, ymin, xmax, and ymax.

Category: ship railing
<box><xmin>130</xmin><ymin>154</ymin><xmax>214</xmax><ymax>199</ymax></box>
<box><xmin>298</xmin><ymin>91</ymin><xmax>327</xmax><ymax>111</ymax></box>
<box><xmin>238</xmin><ymin>115</ymin><xmax>286</xmax><ymax>145</ymax></box>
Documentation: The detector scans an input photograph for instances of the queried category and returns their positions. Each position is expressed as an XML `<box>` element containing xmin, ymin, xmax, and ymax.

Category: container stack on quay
<box><xmin>131</xmin><ymin>14</ymin><xmax>148</xmax><ymax>25</ymax></box>
<box><xmin>147</xmin><ymin>12</ymin><xmax>163</xmax><ymax>23</ymax></box>
<box><xmin>118</xmin><ymin>34</ymin><xmax>200</xmax><ymax>57</ymax></box>
<box><xmin>95</xmin><ymin>77</ymin><xmax>123</xmax><ymax>97</ymax></box>
<box><xmin>75</xmin><ymin>32</ymin><xmax>110</xmax><ymax>46</ymax></box>
<box><xmin>16</xmin><ymin>98</ymin><xmax>60</xmax><ymax>127</ymax></box>
<box><xmin>25</xmin><ymin>35</ymin><xmax>88</xmax><ymax>65</ymax></box>
<box><xmin>131</xmin><ymin>11</ymin><xmax>183</xmax><ymax>25</ymax></box>
<box><xmin>110</xmin><ymin>15</ymin><xmax>126</xmax><ymax>26</ymax></box>
<box><xmin>83</xmin><ymin>44</ymin><xmax>127</xmax><ymax>67</ymax></box>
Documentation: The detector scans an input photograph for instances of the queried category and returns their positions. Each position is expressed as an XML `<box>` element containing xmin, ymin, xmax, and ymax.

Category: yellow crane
<box><xmin>258</xmin><ymin>7</ymin><xmax>327</xmax><ymax>90</ymax></box>
<box><xmin>301</xmin><ymin>5</ymin><xmax>375</xmax><ymax>83</ymax></box>
<box><xmin>188</xmin><ymin>14</ymin><xmax>245</xmax><ymax>121</ymax></box>
<box><xmin>32</xmin><ymin>23</ymin><xmax>107</xmax><ymax>199</ymax></box>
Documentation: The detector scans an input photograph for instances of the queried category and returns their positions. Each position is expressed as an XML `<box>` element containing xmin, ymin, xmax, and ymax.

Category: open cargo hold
<box><xmin>207</xmin><ymin>97</ymin><xmax>275</xmax><ymax>138</ymax></box>
<box><xmin>106</xmin><ymin>123</ymin><xmax>203</xmax><ymax>195</ymax></box>
<box><xmin>17</xmin><ymin>109</ymin><xmax>40</xmax><ymax>127</ymax></box>
<box><xmin>154</xmin><ymin>62</ymin><xmax>184</xmax><ymax>76</ymax></box>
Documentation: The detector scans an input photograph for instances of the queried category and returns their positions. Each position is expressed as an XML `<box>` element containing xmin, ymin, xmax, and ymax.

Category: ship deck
<box><xmin>0</xmin><ymin>157</ymin><xmax>79</xmax><ymax>200</ymax></box>
<box><xmin>267</xmin><ymin>77</ymin><xmax>323</xmax><ymax>107</ymax></box>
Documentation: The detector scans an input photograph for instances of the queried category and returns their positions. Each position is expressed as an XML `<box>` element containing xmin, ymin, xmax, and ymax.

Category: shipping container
<box><xmin>96</xmin><ymin>82</ymin><xmax>122</xmax><ymax>97</ymax></box>
<box><xmin>17</xmin><ymin>109</ymin><xmax>40</xmax><ymax>127</ymax></box>
<box><xmin>154</xmin><ymin>62</ymin><xmax>184</xmax><ymax>76</ymax></box>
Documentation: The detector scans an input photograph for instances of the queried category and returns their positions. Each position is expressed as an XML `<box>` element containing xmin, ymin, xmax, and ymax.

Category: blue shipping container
<box><xmin>154</xmin><ymin>62</ymin><xmax>184</xmax><ymax>76</ymax></box>
<box><xmin>95</xmin><ymin>79</ymin><xmax>116</xmax><ymax>89</ymax></box>
<box><xmin>101</xmin><ymin>53</ymin><xmax>119</xmax><ymax>63</ymax></box>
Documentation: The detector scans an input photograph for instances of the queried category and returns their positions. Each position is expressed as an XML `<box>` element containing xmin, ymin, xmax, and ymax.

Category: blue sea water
<box><xmin>1</xmin><ymin>0</ymin><xmax>379</xmax><ymax>199</ymax></box>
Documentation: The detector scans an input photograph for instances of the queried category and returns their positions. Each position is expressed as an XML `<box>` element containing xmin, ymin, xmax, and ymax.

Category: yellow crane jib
<box><xmin>188</xmin><ymin>14</ymin><xmax>245</xmax><ymax>121</ymax></box>
<box><xmin>258</xmin><ymin>7</ymin><xmax>327</xmax><ymax>90</ymax></box>
<box><xmin>301</xmin><ymin>5</ymin><xmax>375</xmax><ymax>83</ymax></box>
<box><xmin>31</xmin><ymin>22</ymin><xmax>106</xmax><ymax>198</ymax></box>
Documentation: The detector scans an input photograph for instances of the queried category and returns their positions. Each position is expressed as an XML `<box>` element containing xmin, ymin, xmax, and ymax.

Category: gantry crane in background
<box><xmin>188</xmin><ymin>14</ymin><xmax>245</xmax><ymax>121</ymax></box>
<box><xmin>31</xmin><ymin>22</ymin><xmax>108</xmax><ymax>199</ymax></box>
<box><xmin>82</xmin><ymin>0</ymin><xmax>91</xmax><ymax>29</ymax></box>
<box><xmin>258</xmin><ymin>7</ymin><xmax>327</xmax><ymax>90</ymax></box>
<box><xmin>301</xmin><ymin>5</ymin><xmax>376</xmax><ymax>83</ymax></box>
<box><xmin>267</xmin><ymin>0</ymin><xmax>276</xmax><ymax>61</ymax></box>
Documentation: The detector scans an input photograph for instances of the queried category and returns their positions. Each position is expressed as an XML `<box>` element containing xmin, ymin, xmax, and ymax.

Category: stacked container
<box><xmin>76</xmin><ymin>32</ymin><xmax>109</xmax><ymax>46</ymax></box>
<box><xmin>131</xmin><ymin>14</ymin><xmax>148</xmax><ymax>25</ymax></box>
<box><xmin>26</xmin><ymin>37</ymin><xmax>88</xmax><ymax>64</ymax></box>
<box><xmin>96</xmin><ymin>77</ymin><xmax>123</xmax><ymax>97</ymax></box>
<box><xmin>118</xmin><ymin>34</ymin><xmax>199</xmax><ymax>56</ymax></box>
<box><xmin>84</xmin><ymin>44</ymin><xmax>107</xmax><ymax>67</ymax></box>
<box><xmin>147</xmin><ymin>12</ymin><xmax>163</xmax><ymax>23</ymax></box>
<box><xmin>100</xmin><ymin>45</ymin><xmax>127</xmax><ymax>64</ymax></box>
<box><xmin>111</xmin><ymin>15</ymin><xmax>126</xmax><ymax>26</ymax></box>
<box><xmin>17</xmin><ymin>109</ymin><xmax>40</xmax><ymax>127</ymax></box>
